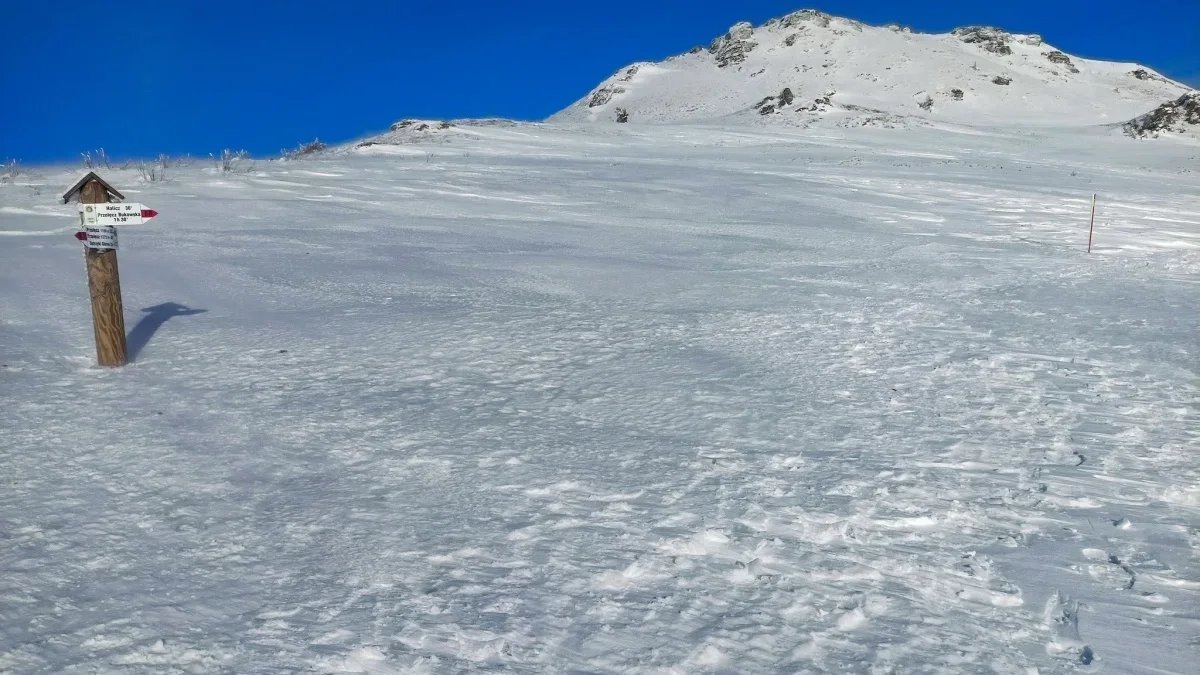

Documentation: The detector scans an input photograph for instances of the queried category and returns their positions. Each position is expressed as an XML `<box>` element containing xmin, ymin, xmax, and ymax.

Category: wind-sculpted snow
<box><xmin>1</xmin><ymin>123</ymin><xmax>1198</xmax><ymax>673</ymax></box>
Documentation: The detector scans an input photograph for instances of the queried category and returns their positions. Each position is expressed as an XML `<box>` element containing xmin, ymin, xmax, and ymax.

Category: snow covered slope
<box><xmin>2</xmin><ymin>122</ymin><xmax>1198</xmax><ymax>673</ymax></box>
<box><xmin>551</xmin><ymin>9</ymin><xmax>1192</xmax><ymax>128</ymax></box>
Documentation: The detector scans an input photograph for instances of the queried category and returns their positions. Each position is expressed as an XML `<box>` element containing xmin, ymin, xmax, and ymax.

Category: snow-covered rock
<box><xmin>551</xmin><ymin>8</ymin><xmax>1190</xmax><ymax>128</ymax></box>
<box><xmin>709</xmin><ymin>21</ymin><xmax>757</xmax><ymax>68</ymax></box>
<box><xmin>352</xmin><ymin>118</ymin><xmax>523</xmax><ymax>150</ymax></box>
<box><xmin>1124</xmin><ymin>92</ymin><xmax>1200</xmax><ymax>137</ymax></box>
<box><xmin>1042</xmin><ymin>50</ymin><xmax>1079</xmax><ymax>74</ymax></box>
<box><xmin>951</xmin><ymin>26</ymin><xmax>1016</xmax><ymax>56</ymax></box>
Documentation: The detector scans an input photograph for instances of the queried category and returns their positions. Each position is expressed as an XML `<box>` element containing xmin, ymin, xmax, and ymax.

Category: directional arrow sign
<box><xmin>81</xmin><ymin>225</ymin><xmax>118</xmax><ymax>250</ymax></box>
<box><xmin>79</xmin><ymin>202</ymin><xmax>158</xmax><ymax>226</ymax></box>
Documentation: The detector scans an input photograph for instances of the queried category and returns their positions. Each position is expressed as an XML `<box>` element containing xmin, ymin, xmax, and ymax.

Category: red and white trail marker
<box><xmin>1087</xmin><ymin>194</ymin><xmax>1097</xmax><ymax>253</ymax></box>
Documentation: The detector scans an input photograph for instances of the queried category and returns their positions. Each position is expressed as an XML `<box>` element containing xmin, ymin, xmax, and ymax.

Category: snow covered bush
<box><xmin>281</xmin><ymin>138</ymin><xmax>327</xmax><ymax>160</ymax></box>
<box><xmin>0</xmin><ymin>159</ymin><xmax>19</xmax><ymax>182</ymax></box>
<box><xmin>213</xmin><ymin>149</ymin><xmax>254</xmax><ymax>173</ymax></box>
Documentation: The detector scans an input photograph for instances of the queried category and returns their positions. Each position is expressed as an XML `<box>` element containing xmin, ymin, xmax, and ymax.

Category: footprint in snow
<box><xmin>1045</xmin><ymin>592</ymin><xmax>1096</xmax><ymax>666</ymax></box>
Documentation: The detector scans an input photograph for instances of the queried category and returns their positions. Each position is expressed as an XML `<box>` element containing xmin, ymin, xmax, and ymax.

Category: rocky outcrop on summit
<box><xmin>710</xmin><ymin>22</ymin><xmax>757</xmax><ymax>68</ymax></box>
<box><xmin>1124</xmin><ymin>92</ymin><xmax>1200</xmax><ymax>137</ymax></box>
<box><xmin>768</xmin><ymin>9</ymin><xmax>863</xmax><ymax>33</ymax></box>
<box><xmin>775</xmin><ymin>9</ymin><xmax>831</xmax><ymax>29</ymax></box>
<box><xmin>952</xmin><ymin>27</ymin><xmax>1014</xmax><ymax>56</ymax></box>
<box><xmin>952</xmin><ymin>26</ymin><xmax>1043</xmax><ymax>56</ymax></box>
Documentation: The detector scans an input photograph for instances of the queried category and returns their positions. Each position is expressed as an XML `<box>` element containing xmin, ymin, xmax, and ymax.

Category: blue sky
<box><xmin>2</xmin><ymin>1</ymin><xmax>1196</xmax><ymax>163</ymax></box>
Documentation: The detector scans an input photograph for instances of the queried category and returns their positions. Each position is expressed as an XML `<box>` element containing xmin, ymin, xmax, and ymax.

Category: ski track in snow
<box><xmin>1</xmin><ymin>124</ymin><xmax>1198</xmax><ymax>674</ymax></box>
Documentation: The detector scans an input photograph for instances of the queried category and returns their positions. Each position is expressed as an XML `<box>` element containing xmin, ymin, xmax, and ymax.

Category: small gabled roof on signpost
<box><xmin>62</xmin><ymin>171</ymin><xmax>125</xmax><ymax>204</ymax></box>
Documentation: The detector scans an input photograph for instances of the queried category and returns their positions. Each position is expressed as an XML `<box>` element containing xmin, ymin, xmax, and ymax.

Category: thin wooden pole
<box><xmin>1087</xmin><ymin>193</ymin><xmax>1097</xmax><ymax>254</ymax></box>
<box><xmin>81</xmin><ymin>179</ymin><xmax>128</xmax><ymax>367</ymax></box>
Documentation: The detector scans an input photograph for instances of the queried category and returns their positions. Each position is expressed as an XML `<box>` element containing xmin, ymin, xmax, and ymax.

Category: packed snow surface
<box><xmin>1</xmin><ymin>122</ymin><xmax>1199</xmax><ymax>673</ymax></box>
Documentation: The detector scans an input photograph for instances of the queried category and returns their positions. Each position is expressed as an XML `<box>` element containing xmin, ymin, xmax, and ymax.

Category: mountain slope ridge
<box><xmin>550</xmin><ymin>8</ymin><xmax>1191</xmax><ymax>128</ymax></box>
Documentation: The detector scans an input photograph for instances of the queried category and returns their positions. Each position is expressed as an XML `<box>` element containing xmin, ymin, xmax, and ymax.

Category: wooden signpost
<box><xmin>62</xmin><ymin>172</ymin><xmax>158</xmax><ymax>367</ymax></box>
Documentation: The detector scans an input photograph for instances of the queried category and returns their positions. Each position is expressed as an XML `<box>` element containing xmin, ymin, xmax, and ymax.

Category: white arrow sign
<box><xmin>79</xmin><ymin>203</ymin><xmax>158</xmax><ymax>226</ymax></box>
<box><xmin>83</xmin><ymin>225</ymin><xmax>118</xmax><ymax>250</ymax></box>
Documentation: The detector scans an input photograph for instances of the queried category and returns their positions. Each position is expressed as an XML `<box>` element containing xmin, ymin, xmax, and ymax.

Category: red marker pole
<box><xmin>1087</xmin><ymin>194</ymin><xmax>1097</xmax><ymax>254</ymax></box>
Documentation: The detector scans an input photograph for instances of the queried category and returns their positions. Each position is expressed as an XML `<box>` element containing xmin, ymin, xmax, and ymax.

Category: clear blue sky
<box><xmin>2</xmin><ymin>0</ymin><xmax>1196</xmax><ymax>163</ymax></box>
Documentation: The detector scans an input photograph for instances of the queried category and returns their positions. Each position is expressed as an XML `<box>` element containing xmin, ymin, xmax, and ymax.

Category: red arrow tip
<box><xmin>141</xmin><ymin>209</ymin><xmax>158</xmax><ymax>219</ymax></box>
<box><xmin>74</xmin><ymin>231</ymin><xmax>87</xmax><ymax>241</ymax></box>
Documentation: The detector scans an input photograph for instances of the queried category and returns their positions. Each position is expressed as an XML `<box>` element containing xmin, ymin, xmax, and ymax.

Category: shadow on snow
<box><xmin>127</xmin><ymin>302</ymin><xmax>207</xmax><ymax>361</ymax></box>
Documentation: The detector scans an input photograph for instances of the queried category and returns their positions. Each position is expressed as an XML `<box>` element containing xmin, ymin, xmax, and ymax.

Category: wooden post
<box><xmin>81</xmin><ymin>179</ymin><xmax>128</xmax><ymax>367</ymax></box>
<box><xmin>1087</xmin><ymin>194</ymin><xmax>1097</xmax><ymax>254</ymax></box>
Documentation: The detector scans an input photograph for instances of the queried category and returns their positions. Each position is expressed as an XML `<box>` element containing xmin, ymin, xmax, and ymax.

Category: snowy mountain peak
<box><xmin>551</xmin><ymin>8</ymin><xmax>1191</xmax><ymax>129</ymax></box>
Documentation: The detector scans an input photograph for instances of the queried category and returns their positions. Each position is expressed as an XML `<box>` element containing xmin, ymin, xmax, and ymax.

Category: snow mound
<box><xmin>1124</xmin><ymin>92</ymin><xmax>1200</xmax><ymax>138</ymax></box>
<box><xmin>350</xmin><ymin>118</ymin><xmax>528</xmax><ymax>152</ymax></box>
<box><xmin>551</xmin><ymin>8</ymin><xmax>1190</xmax><ymax>128</ymax></box>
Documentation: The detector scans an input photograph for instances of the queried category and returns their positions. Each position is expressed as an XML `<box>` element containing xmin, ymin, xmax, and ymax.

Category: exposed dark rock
<box><xmin>952</xmin><ymin>26</ymin><xmax>1013</xmax><ymax>56</ymax></box>
<box><xmin>757</xmin><ymin>87</ymin><xmax>796</xmax><ymax>115</ymax></box>
<box><xmin>918</xmin><ymin>95</ymin><xmax>934</xmax><ymax>111</ymax></box>
<box><xmin>451</xmin><ymin>118</ymin><xmax>516</xmax><ymax>128</ymax></box>
<box><xmin>784</xmin><ymin>33</ymin><xmax>801</xmax><ymax>47</ymax></box>
<box><xmin>950</xmin><ymin>88</ymin><xmax>965</xmax><ymax>100</ymax></box>
<box><xmin>617</xmin><ymin>65</ymin><xmax>640</xmax><ymax>82</ymax></box>
<box><xmin>710</xmin><ymin>22</ymin><xmax>757</xmax><ymax>68</ymax></box>
<box><xmin>689</xmin><ymin>45</ymin><xmax>705</xmax><ymax>54</ymax></box>
<box><xmin>992</xmin><ymin>76</ymin><xmax>1013</xmax><ymax>85</ymax></box>
<box><xmin>885</xmin><ymin>23</ymin><xmax>913</xmax><ymax>33</ymax></box>
<box><xmin>1043</xmin><ymin>51</ymin><xmax>1079</xmax><ymax>73</ymax></box>
<box><xmin>1129</xmin><ymin>68</ymin><xmax>1170</xmax><ymax>84</ymax></box>
<box><xmin>615</xmin><ymin>108</ymin><xmax>630</xmax><ymax>124</ymax></box>
<box><xmin>1124</xmin><ymin>92</ymin><xmax>1200</xmax><ymax>137</ymax></box>
<box><xmin>805</xmin><ymin>91</ymin><xmax>836</xmax><ymax>112</ymax></box>
<box><xmin>588</xmin><ymin>85</ymin><xmax>625</xmax><ymax>108</ymax></box>
<box><xmin>390</xmin><ymin>119</ymin><xmax>416</xmax><ymax>131</ymax></box>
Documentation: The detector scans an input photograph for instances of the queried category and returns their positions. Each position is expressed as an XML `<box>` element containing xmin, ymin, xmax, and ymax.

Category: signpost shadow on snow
<box><xmin>127</xmin><ymin>302</ymin><xmax>207</xmax><ymax>361</ymax></box>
